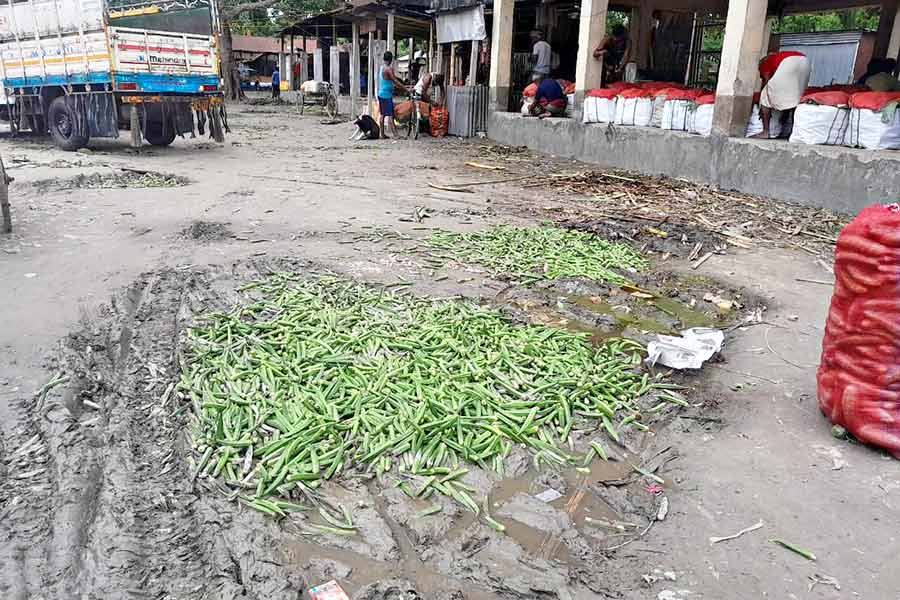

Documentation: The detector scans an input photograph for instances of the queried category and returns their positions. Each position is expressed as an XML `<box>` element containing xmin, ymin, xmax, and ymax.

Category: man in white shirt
<box><xmin>530</xmin><ymin>30</ymin><xmax>552</xmax><ymax>78</ymax></box>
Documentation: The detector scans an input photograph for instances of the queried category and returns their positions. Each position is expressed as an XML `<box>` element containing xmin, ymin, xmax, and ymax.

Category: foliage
<box><xmin>774</xmin><ymin>8</ymin><xmax>881</xmax><ymax>34</ymax></box>
<box><xmin>222</xmin><ymin>0</ymin><xmax>335</xmax><ymax>31</ymax></box>
<box><xmin>607</xmin><ymin>11</ymin><xmax>629</xmax><ymax>34</ymax></box>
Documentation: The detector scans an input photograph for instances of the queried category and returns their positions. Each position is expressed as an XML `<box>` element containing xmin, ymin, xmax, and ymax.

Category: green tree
<box><xmin>774</xmin><ymin>8</ymin><xmax>881</xmax><ymax>34</ymax></box>
<box><xmin>218</xmin><ymin>0</ymin><xmax>336</xmax><ymax>100</ymax></box>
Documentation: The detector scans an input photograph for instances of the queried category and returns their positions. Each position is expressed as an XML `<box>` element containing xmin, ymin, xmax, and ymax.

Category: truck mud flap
<box><xmin>65</xmin><ymin>93</ymin><xmax>118</xmax><ymax>139</ymax></box>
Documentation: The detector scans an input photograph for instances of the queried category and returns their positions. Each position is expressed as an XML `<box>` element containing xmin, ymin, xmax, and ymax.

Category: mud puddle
<box><xmin>498</xmin><ymin>275</ymin><xmax>733</xmax><ymax>345</ymax></box>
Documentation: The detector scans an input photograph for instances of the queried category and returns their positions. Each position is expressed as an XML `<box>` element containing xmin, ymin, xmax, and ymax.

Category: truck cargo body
<box><xmin>0</xmin><ymin>0</ymin><xmax>226</xmax><ymax>150</ymax></box>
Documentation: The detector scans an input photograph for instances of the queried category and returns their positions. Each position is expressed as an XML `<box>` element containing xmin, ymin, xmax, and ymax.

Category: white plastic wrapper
<box><xmin>301</xmin><ymin>80</ymin><xmax>327</xmax><ymax>93</ymax></box>
<box><xmin>660</xmin><ymin>100</ymin><xmax>692</xmax><ymax>131</ymax></box>
<box><xmin>615</xmin><ymin>97</ymin><xmax>654</xmax><ymax>126</ymax></box>
<box><xmin>582</xmin><ymin>96</ymin><xmax>617</xmax><ymax>124</ymax></box>
<box><xmin>847</xmin><ymin>107</ymin><xmax>900</xmax><ymax>150</ymax></box>
<box><xmin>646</xmin><ymin>328</ymin><xmax>725</xmax><ymax>370</ymax></box>
<box><xmin>566</xmin><ymin>93</ymin><xmax>575</xmax><ymax>117</ymax></box>
<box><xmin>687</xmin><ymin>104</ymin><xmax>714</xmax><ymax>136</ymax></box>
<box><xmin>521</xmin><ymin>97</ymin><xmax>534</xmax><ymax>116</ymax></box>
<box><xmin>745</xmin><ymin>105</ymin><xmax>783</xmax><ymax>138</ymax></box>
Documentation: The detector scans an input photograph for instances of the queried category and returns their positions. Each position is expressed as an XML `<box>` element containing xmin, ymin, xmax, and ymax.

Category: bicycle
<box><xmin>404</xmin><ymin>90</ymin><xmax>424</xmax><ymax>140</ymax></box>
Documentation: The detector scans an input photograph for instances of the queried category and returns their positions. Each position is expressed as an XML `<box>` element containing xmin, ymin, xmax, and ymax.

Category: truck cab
<box><xmin>0</xmin><ymin>0</ymin><xmax>226</xmax><ymax>150</ymax></box>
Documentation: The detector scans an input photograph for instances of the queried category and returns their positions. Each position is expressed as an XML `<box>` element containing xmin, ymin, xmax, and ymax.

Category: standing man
<box><xmin>594</xmin><ymin>25</ymin><xmax>630</xmax><ymax>84</ymax></box>
<box><xmin>271</xmin><ymin>64</ymin><xmax>281</xmax><ymax>100</ymax></box>
<box><xmin>754</xmin><ymin>50</ymin><xmax>811</xmax><ymax>139</ymax></box>
<box><xmin>530</xmin><ymin>30</ymin><xmax>552</xmax><ymax>79</ymax></box>
<box><xmin>378</xmin><ymin>51</ymin><xmax>405</xmax><ymax>139</ymax></box>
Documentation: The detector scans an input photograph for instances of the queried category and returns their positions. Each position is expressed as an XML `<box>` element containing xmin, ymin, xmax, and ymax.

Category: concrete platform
<box><xmin>488</xmin><ymin>111</ymin><xmax>900</xmax><ymax>214</ymax></box>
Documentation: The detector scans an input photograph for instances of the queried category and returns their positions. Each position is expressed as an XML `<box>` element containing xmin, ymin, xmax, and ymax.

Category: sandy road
<box><xmin>0</xmin><ymin>104</ymin><xmax>898</xmax><ymax>599</ymax></box>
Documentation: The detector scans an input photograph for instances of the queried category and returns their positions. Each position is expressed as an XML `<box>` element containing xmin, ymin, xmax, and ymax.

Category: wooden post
<box><xmin>488</xmin><ymin>0</ymin><xmax>514</xmax><ymax>111</ymax></box>
<box><xmin>428</xmin><ymin>22</ymin><xmax>434</xmax><ymax>71</ymax></box>
<box><xmin>387</xmin><ymin>12</ymin><xmax>395</xmax><ymax>57</ymax></box>
<box><xmin>711</xmin><ymin>0</ymin><xmax>768</xmax><ymax>137</ymax></box>
<box><xmin>449</xmin><ymin>42</ymin><xmax>456</xmax><ymax>85</ymax></box>
<box><xmin>876</xmin><ymin>0</ymin><xmax>899</xmax><ymax>59</ymax></box>
<box><xmin>351</xmin><ymin>22</ymin><xmax>361</xmax><ymax>116</ymax></box>
<box><xmin>886</xmin><ymin>1</ymin><xmax>900</xmax><ymax>62</ymax></box>
<box><xmin>129</xmin><ymin>104</ymin><xmax>141</xmax><ymax>148</ymax></box>
<box><xmin>573</xmin><ymin>0</ymin><xmax>609</xmax><ymax>117</ymax></box>
<box><xmin>468</xmin><ymin>40</ymin><xmax>479</xmax><ymax>85</ymax></box>
<box><xmin>408</xmin><ymin>36</ymin><xmax>414</xmax><ymax>77</ymax></box>
<box><xmin>368</xmin><ymin>31</ymin><xmax>374</xmax><ymax>115</ymax></box>
<box><xmin>0</xmin><ymin>155</ymin><xmax>10</xmax><ymax>234</ymax></box>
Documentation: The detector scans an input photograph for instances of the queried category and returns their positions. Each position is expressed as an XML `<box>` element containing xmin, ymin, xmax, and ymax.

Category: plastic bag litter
<box><xmin>646</xmin><ymin>328</ymin><xmax>724</xmax><ymax>370</ymax></box>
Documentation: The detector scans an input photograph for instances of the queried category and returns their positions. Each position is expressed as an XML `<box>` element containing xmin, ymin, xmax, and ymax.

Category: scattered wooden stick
<box><xmin>795</xmin><ymin>277</ymin><xmax>834</xmax><ymax>286</ymax></box>
<box><xmin>465</xmin><ymin>161</ymin><xmax>505</xmax><ymax>170</ymax></box>
<box><xmin>709</xmin><ymin>520</ymin><xmax>764</xmax><ymax>544</ymax></box>
<box><xmin>691</xmin><ymin>252</ymin><xmax>713</xmax><ymax>270</ymax></box>
<box><xmin>435</xmin><ymin>174</ymin><xmax>532</xmax><ymax>188</ymax></box>
<box><xmin>427</xmin><ymin>183</ymin><xmax>474</xmax><ymax>194</ymax></box>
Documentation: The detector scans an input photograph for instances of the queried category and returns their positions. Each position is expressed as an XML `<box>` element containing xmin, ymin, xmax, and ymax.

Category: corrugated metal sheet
<box><xmin>431</xmin><ymin>0</ymin><xmax>484</xmax><ymax>13</ymax></box>
<box><xmin>780</xmin><ymin>31</ymin><xmax>863</xmax><ymax>87</ymax></box>
<box><xmin>780</xmin><ymin>31</ymin><xmax>863</xmax><ymax>46</ymax></box>
<box><xmin>447</xmin><ymin>85</ymin><xmax>488</xmax><ymax>137</ymax></box>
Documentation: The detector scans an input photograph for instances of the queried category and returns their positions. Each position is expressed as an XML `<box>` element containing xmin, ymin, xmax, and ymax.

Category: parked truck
<box><xmin>0</xmin><ymin>0</ymin><xmax>227</xmax><ymax>151</ymax></box>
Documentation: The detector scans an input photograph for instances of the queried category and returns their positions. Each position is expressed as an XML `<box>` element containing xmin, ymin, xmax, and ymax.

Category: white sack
<box><xmin>583</xmin><ymin>96</ymin><xmax>617</xmax><ymax>124</ymax></box>
<box><xmin>848</xmin><ymin>107</ymin><xmax>900</xmax><ymax>150</ymax></box>
<box><xmin>614</xmin><ymin>97</ymin><xmax>653</xmax><ymax>126</ymax></box>
<box><xmin>789</xmin><ymin>104</ymin><xmax>849</xmax><ymax>145</ymax></box>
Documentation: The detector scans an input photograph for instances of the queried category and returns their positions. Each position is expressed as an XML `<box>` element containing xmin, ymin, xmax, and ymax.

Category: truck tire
<box><xmin>144</xmin><ymin>122</ymin><xmax>177</xmax><ymax>147</ymax></box>
<box><xmin>48</xmin><ymin>97</ymin><xmax>89</xmax><ymax>151</ymax></box>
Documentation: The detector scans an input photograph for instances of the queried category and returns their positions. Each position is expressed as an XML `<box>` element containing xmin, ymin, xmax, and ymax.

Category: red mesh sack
<box><xmin>818</xmin><ymin>204</ymin><xmax>900</xmax><ymax>457</ymax></box>
<box><xmin>695</xmin><ymin>94</ymin><xmax>716</xmax><ymax>105</ymax></box>
<box><xmin>800</xmin><ymin>91</ymin><xmax>850</xmax><ymax>106</ymax></box>
<box><xmin>564</xmin><ymin>82</ymin><xmax>576</xmax><ymax>95</ymax></box>
<box><xmin>849</xmin><ymin>91</ymin><xmax>900</xmax><ymax>111</ymax></box>
<box><xmin>655</xmin><ymin>87</ymin><xmax>704</xmax><ymax>101</ymax></box>
<box><xmin>608</xmin><ymin>81</ymin><xmax>632</xmax><ymax>91</ymax></box>
<box><xmin>586</xmin><ymin>88</ymin><xmax>620</xmax><ymax>99</ymax></box>
<box><xmin>618</xmin><ymin>88</ymin><xmax>651</xmax><ymax>99</ymax></box>
<box><xmin>523</xmin><ymin>83</ymin><xmax>538</xmax><ymax>97</ymax></box>
<box><xmin>429</xmin><ymin>106</ymin><xmax>449</xmax><ymax>137</ymax></box>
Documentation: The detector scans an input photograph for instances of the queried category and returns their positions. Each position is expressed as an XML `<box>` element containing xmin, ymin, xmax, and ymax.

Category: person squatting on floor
<box><xmin>527</xmin><ymin>74</ymin><xmax>567</xmax><ymax>119</ymax></box>
<box><xmin>755</xmin><ymin>50</ymin><xmax>811</xmax><ymax>139</ymax></box>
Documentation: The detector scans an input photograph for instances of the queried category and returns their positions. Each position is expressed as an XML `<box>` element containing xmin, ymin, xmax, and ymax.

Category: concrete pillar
<box><xmin>573</xmin><ymin>0</ymin><xmax>609</xmax><ymax>116</ymax></box>
<box><xmin>489</xmin><ymin>0</ymin><xmax>514</xmax><ymax>111</ymax></box>
<box><xmin>711</xmin><ymin>0</ymin><xmax>767</xmax><ymax>138</ymax></box>
<box><xmin>884</xmin><ymin>2</ymin><xmax>900</xmax><ymax>62</ymax></box>
<box><xmin>387</xmin><ymin>12</ymin><xmax>395</xmax><ymax>57</ymax></box>
<box><xmin>368</xmin><ymin>31</ymin><xmax>374</xmax><ymax>114</ymax></box>
<box><xmin>351</xmin><ymin>23</ymin><xmax>361</xmax><ymax>115</ymax></box>
<box><xmin>286</xmin><ymin>52</ymin><xmax>294</xmax><ymax>89</ymax></box>
<box><xmin>468</xmin><ymin>40</ymin><xmax>479</xmax><ymax>85</ymax></box>
<box><xmin>314</xmin><ymin>48</ymin><xmax>324</xmax><ymax>81</ymax></box>
<box><xmin>330</xmin><ymin>46</ymin><xmax>340</xmax><ymax>91</ymax></box>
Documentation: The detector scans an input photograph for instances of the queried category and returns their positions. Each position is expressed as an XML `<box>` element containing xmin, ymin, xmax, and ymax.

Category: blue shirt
<box><xmin>535</xmin><ymin>78</ymin><xmax>563</xmax><ymax>104</ymax></box>
<box><xmin>378</xmin><ymin>65</ymin><xmax>394</xmax><ymax>99</ymax></box>
<box><xmin>272</xmin><ymin>70</ymin><xmax>281</xmax><ymax>86</ymax></box>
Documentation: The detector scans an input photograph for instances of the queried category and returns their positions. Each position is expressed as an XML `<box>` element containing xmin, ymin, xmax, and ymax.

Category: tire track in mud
<box><xmin>1</xmin><ymin>264</ymin><xmax>310</xmax><ymax>600</ymax></box>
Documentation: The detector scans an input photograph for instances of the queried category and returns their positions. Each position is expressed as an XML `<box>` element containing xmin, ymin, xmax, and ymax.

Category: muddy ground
<box><xmin>0</xmin><ymin>104</ymin><xmax>898</xmax><ymax>600</ymax></box>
